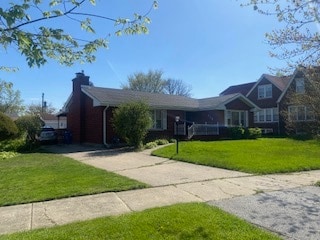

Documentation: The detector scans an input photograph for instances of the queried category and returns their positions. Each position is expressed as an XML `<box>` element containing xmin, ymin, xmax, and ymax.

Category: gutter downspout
<box><xmin>103</xmin><ymin>106</ymin><xmax>109</xmax><ymax>147</ymax></box>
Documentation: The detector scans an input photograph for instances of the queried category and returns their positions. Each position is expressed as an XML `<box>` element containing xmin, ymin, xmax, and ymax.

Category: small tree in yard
<box><xmin>112</xmin><ymin>101</ymin><xmax>152</xmax><ymax>150</ymax></box>
<box><xmin>15</xmin><ymin>115</ymin><xmax>43</xmax><ymax>143</ymax></box>
<box><xmin>0</xmin><ymin>112</ymin><xmax>18</xmax><ymax>141</ymax></box>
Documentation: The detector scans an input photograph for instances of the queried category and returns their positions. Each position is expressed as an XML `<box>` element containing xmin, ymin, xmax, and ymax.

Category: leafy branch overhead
<box><xmin>0</xmin><ymin>0</ymin><xmax>158</xmax><ymax>68</ymax></box>
<box><xmin>243</xmin><ymin>0</ymin><xmax>320</xmax><ymax>68</ymax></box>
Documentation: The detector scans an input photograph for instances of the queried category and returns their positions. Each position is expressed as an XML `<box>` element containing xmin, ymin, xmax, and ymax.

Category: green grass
<box><xmin>0</xmin><ymin>203</ymin><xmax>281</xmax><ymax>240</ymax></box>
<box><xmin>152</xmin><ymin>138</ymin><xmax>320</xmax><ymax>174</ymax></box>
<box><xmin>0</xmin><ymin>153</ymin><xmax>147</xmax><ymax>206</ymax></box>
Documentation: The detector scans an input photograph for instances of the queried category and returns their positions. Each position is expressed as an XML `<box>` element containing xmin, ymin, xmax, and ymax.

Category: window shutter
<box><xmin>162</xmin><ymin>110</ymin><xmax>167</xmax><ymax>130</ymax></box>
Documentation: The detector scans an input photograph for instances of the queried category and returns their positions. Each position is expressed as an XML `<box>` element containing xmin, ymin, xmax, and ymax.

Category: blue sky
<box><xmin>1</xmin><ymin>0</ymin><xmax>286</xmax><ymax>111</ymax></box>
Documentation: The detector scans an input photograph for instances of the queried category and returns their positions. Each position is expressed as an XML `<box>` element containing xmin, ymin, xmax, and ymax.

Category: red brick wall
<box><xmin>83</xmin><ymin>97</ymin><xmax>104</xmax><ymax>144</ymax></box>
<box><xmin>67</xmin><ymin>73</ymin><xmax>90</xmax><ymax>143</ymax></box>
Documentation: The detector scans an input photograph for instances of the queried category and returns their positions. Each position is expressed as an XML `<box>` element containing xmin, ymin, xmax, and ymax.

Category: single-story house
<box><xmin>62</xmin><ymin>72</ymin><xmax>260</xmax><ymax>145</ymax></box>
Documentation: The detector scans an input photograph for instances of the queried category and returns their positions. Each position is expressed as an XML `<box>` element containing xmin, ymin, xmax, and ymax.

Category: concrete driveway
<box><xmin>36</xmin><ymin>144</ymin><xmax>320</xmax><ymax>240</ymax></box>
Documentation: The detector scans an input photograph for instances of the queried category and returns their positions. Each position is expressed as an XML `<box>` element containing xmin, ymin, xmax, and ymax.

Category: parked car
<box><xmin>38</xmin><ymin>126</ymin><xmax>57</xmax><ymax>144</ymax></box>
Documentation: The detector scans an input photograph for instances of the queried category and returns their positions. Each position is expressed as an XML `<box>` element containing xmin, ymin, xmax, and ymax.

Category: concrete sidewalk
<box><xmin>1</xmin><ymin>145</ymin><xmax>320</xmax><ymax>237</ymax></box>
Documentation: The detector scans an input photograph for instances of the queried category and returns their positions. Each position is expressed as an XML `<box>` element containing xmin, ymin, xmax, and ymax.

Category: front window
<box><xmin>254</xmin><ymin>108</ymin><xmax>279</xmax><ymax>123</ymax></box>
<box><xmin>288</xmin><ymin>106</ymin><xmax>315</xmax><ymax>121</ymax></box>
<box><xmin>266</xmin><ymin>108</ymin><xmax>272</xmax><ymax>122</ymax></box>
<box><xmin>258</xmin><ymin>84</ymin><xmax>272</xmax><ymax>99</ymax></box>
<box><xmin>227</xmin><ymin>111</ymin><xmax>247</xmax><ymax>127</ymax></box>
<box><xmin>295</xmin><ymin>78</ymin><xmax>305</xmax><ymax>94</ymax></box>
<box><xmin>150</xmin><ymin>110</ymin><xmax>167</xmax><ymax>130</ymax></box>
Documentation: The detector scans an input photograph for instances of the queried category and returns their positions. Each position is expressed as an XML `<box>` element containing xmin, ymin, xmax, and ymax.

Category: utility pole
<box><xmin>42</xmin><ymin>93</ymin><xmax>44</xmax><ymax>113</ymax></box>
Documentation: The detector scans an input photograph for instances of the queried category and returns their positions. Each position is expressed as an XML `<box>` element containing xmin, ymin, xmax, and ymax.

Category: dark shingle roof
<box><xmin>220</xmin><ymin>82</ymin><xmax>256</xmax><ymax>96</ymax></box>
<box><xmin>82</xmin><ymin>86</ymin><xmax>199</xmax><ymax>110</ymax></box>
<box><xmin>81</xmin><ymin>86</ymin><xmax>249</xmax><ymax>111</ymax></box>
<box><xmin>263</xmin><ymin>74</ymin><xmax>292</xmax><ymax>91</ymax></box>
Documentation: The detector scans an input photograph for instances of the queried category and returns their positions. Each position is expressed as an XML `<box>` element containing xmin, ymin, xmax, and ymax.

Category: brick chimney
<box><xmin>69</xmin><ymin>71</ymin><xmax>90</xmax><ymax>143</ymax></box>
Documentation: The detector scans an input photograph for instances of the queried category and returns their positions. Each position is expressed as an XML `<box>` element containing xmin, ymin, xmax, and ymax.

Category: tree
<box><xmin>112</xmin><ymin>101</ymin><xmax>152</xmax><ymax>149</ymax></box>
<box><xmin>0</xmin><ymin>112</ymin><xmax>18</xmax><ymax>141</ymax></box>
<box><xmin>0</xmin><ymin>80</ymin><xmax>24</xmax><ymax>114</ymax></box>
<box><xmin>164</xmin><ymin>78</ymin><xmax>192</xmax><ymax>97</ymax></box>
<box><xmin>122</xmin><ymin>69</ymin><xmax>193</xmax><ymax>96</ymax></box>
<box><xmin>282</xmin><ymin>67</ymin><xmax>320</xmax><ymax>136</ymax></box>
<box><xmin>244</xmin><ymin>0</ymin><xmax>320</xmax><ymax>68</ymax></box>
<box><xmin>0</xmin><ymin>0</ymin><xmax>158</xmax><ymax>68</ymax></box>
<box><xmin>15</xmin><ymin>115</ymin><xmax>43</xmax><ymax>143</ymax></box>
<box><xmin>244</xmin><ymin>1</ymin><xmax>320</xmax><ymax>136</ymax></box>
<box><xmin>26</xmin><ymin>102</ymin><xmax>57</xmax><ymax>115</ymax></box>
<box><xmin>122</xmin><ymin>70</ymin><xmax>166</xmax><ymax>93</ymax></box>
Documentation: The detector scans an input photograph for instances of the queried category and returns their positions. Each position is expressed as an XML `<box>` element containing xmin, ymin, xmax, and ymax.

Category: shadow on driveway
<box><xmin>40</xmin><ymin>144</ymin><xmax>134</xmax><ymax>157</ymax></box>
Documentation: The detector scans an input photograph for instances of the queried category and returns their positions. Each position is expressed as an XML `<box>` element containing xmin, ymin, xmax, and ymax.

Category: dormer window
<box><xmin>258</xmin><ymin>84</ymin><xmax>272</xmax><ymax>99</ymax></box>
<box><xmin>295</xmin><ymin>78</ymin><xmax>305</xmax><ymax>94</ymax></box>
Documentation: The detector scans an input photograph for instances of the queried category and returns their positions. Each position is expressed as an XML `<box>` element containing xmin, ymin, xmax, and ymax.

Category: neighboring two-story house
<box><xmin>220</xmin><ymin>68</ymin><xmax>318</xmax><ymax>135</ymax></box>
<box><xmin>277</xmin><ymin>68</ymin><xmax>318</xmax><ymax>134</ymax></box>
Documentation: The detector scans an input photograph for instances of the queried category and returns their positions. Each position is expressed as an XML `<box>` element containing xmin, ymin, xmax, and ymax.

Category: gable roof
<box><xmin>220</xmin><ymin>82</ymin><xmax>256</xmax><ymax>96</ymax></box>
<box><xmin>246</xmin><ymin>74</ymin><xmax>291</xmax><ymax>96</ymax></box>
<box><xmin>80</xmin><ymin>86</ymin><xmax>259</xmax><ymax>111</ymax></box>
<box><xmin>82</xmin><ymin>86</ymin><xmax>199</xmax><ymax>110</ymax></box>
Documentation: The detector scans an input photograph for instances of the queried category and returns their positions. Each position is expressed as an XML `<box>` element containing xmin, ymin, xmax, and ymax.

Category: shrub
<box><xmin>112</xmin><ymin>101</ymin><xmax>152</xmax><ymax>150</ymax></box>
<box><xmin>228</xmin><ymin>127</ymin><xmax>245</xmax><ymax>139</ymax></box>
<box><xmin>155</xmin><ymin>139</ymin><xmax>169</xmax><ymax>145</ymax></box>
<box><xmin>0</xmin><ymin>112</ymin><xmax>18</xmax><ymax>141</ymax></box>
<box><xmin>15</xmin><ymin>115</ymin><xmax>43</xmax><ymax>142</ymax></box>
<box><xmin>0</xmin><ymin>151</ymin><xmax>19</xmax><ymax>160</ymax></box>
<box><xmin>0</xmin><ymin>137</ymin><xmax>26</xmax><ymax>152</ymax></box>
<box><xmin>145</xmin><ymin>141</ymin><xmax>158</xmax><ymax>149</ymax></box>
<box><xmin>244</xmin><ymin>128</ymin><xmax>262</xmax><ymax>139</ymax></box>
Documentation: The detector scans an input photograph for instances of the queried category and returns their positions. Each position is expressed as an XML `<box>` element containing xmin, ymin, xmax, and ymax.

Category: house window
<box><xmin>227</xmin><ymin>111</ymin><xmax>247</xmax><ymax>127</ymax></box>
<box><xmin>295</xmin><ymin>78</ymin><xmax>305</xmax><ymax>94</ymax></box>
<box><xmin>150</xmin><ymin>110</ymin><xmax>167</xmax><ymax>130</ymax></box>
<box><xmin>273</xmin><ymin>108</ymin><xmax>279</xmax><ymax>121</ymax></box>
<box><xmin>258</xmin><ymin>84</ymin><xmax>272</xmax><ymax>99</ymax></box>
<box><xmin>266</xmin><ymin>108</ymin><xmax>272</xmax><ymax>122</ymax></box>
<box><xmin>254</xmin><ymin>108</ymin><xmax>279</xmax><ymax>123</ymax></box>
<box><xmin>288</xmin><ymin>106</ymin><xmax>315</xmax><ymax>121</ymax></box>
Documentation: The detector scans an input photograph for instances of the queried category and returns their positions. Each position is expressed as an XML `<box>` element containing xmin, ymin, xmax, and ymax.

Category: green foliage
<box><xmin>145</xmin><ymin>139</ymin><xmax>169</xmax><ymax>149</ymax></box>
<box><xmin>112</xmin><ymin>101</ymin><xmax>152</xmax><ymax>149</ymax></box>
<box><xmin>228</xmin><ymin>126</ymin><xmax>245</xmax><ymax>139</ymax></box>
<box><xmin>145</xmin><ymin>141</ymin><xmax>158</xmax><ymax>149</ymax></box>
<box><xmin>0</xmin><ymin>80</ymin><xmax>24</xmax><ymax>114</ymax></box>
<box><xmin>2</xmin><ymin>203</ymin><xmax>280</xmax><ymax>240</ymax></box>
<box><xmin>0</xmin><ymin>151</ymin><xmax>19</xmax><ymax>160</ymax></box>
<box><xmin>15</xmin><ymin>115</ymin><xmax>43</xmax><ymax>142</ymax></box>
<box><xmin>155</xmin><ymin>139</ymin><xmax>169</xmax><ymax>145</ymax></box>
<box><xmin>122</xmin><ymin>69</ymin><xmax>166</xmax><ymax>93</ymax></box>
<box><xmin>0</xmin><ymin>112</ymin><xmax>18</xmax><ymax>141</ymax></box>
<box><xmin>122</xmin><ymin>69</ymin><xmax>192</xmax><ymax>96</ymax></box>
<box><xmin>244</xmin><ymin>128</ymin><xmax>262</xmax><ymax>139</ymax></box>
<box><xmin>152</xmin><ymin>138</ymin><xmax>320</xmax><ymax>174</ymax></box>
<box><xmin>244</xmin><ymin>0</ymin><xmax>320</xmax><ymax>67</ymax></box>
<box><xmin>0</xmin><ymin>137</ymin><xmax>26</xmax><ymax>152</ymax></box>
<box><xmin>0</xmin><ymin>1</ymin><xmax>157</xmax><ymax>68</ymax></box>
<box><xmin>0</xmin><ymin>153</ymin><xmax>147</xmax><ymax>206</ymax></box>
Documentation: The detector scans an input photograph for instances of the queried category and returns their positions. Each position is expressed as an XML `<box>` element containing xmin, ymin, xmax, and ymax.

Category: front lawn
<box><xmin>0</xmin><ymin>203</ymin><xmax>281</xmax><ymax>240</ymax></box>
<box><xmin>152</xmin><ymin>138</ymin><xmax>320</xmax><ymax>174</ymax></box>
<box><xmin>0</xmin><ymin>153</ymin><xmax>147</xmax><ymax>206</ymax></box>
